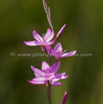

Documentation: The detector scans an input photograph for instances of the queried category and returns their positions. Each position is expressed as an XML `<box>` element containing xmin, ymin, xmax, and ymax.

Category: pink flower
<box><xmin>24</xmin><ymin>28</ymin><xmax>54</xmax><ymax>46</ymax></box>
<box><xmin>62</xmin><ymin>91</ymin><xmax>68</xmax><ymax>104</ymax></box>
<box><xmin>43</xmin><ymin>42</ymin><xmax>76</xmax><ymax>60</ymax></box>
<box><xmin>28</xmin><ymin>61</ymin><xmax>68</xmax><ymax>86</ymax></box>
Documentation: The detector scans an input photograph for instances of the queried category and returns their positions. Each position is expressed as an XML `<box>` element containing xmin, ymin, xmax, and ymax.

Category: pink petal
<box><xmin>31</xmin><ymin>66</ymin><xmax>45</xmax><ymax>76</ymax></box>
<box><xmin>34</xmin><ymin>41</ymin><xmax>43</xmax><ymax>45</ymax></box>
<box><xmin>52</xmin><ymin>75</ymin><xmax>68</xmax><ymax>83</ymax></box>
<box><xmin>55</xmin><ymin>74</ymin><xmax>68</xmax><ymax>79</ymax></box>
<box><xmin>54</xmin><ymin>53</ymin><xmax>62</xmax><ymax>59</ymax></box>
<box><xmin>61</xmin><ymin>50</ymin><xmax>76</xmax><ymax>57</ymax></box>
<box><xmin>28</xmin><ymin>80</ymin><xmax>45</xmax><ymax>85</ymax></box>
<box><xmin>62</xmin><ymin>91</ymin><xmax>68</xmax><ymax>104</ymax></box>
<box><xmin>60</xmin><ymin>72</ymin><xmax>66</xmax><ymax>75</ymax></box>
<box><xmin>24</xmin><ymin>41</ymin><xmax>38</xmax><ymax>46</ymax></box>
<box><xmin>41</xmin><ymin>45</ymin><xmax>55</xmax><ymax>55</ymax></box>
<box><xmin>33</xmin><ymin>30</ymin><xmax>43</xmax><ymax>42</ymax></box>
<box><xmin>52</xmin><ymin>78</ymin><xmax>61</xmax><ymax>82</ymax></box>
<box><xmin>47</xmin><ymin>75</ymin><xmax>55</xmax><ymax>80</ymax></box>
<box><xmin>42</xmin><ymin>61</ymin><xmax>50</xmax><ymax>71</ymax></box>
<box><xmin>34</xmin><ymin>72</ymin><xmax>40</xmax><ymax>77</ymax></box>
<box><xmin>44</xmin><ymin>28</ymin><xmax>54</xmax><ymax>42</ymax></box>
<box><xmin>45</xmin><ymin>41</ymin><xmax>54</xmax><ymax>45</ymax></box>
<box><xmin>62</xmin><ymin>50</ymin><xmax>67</xmax><ymax>54</ymax></box>
<box><xmin>54</xmin><ymin>42</ymin><xmax>62</xmax><ymax>53</ymax></box>
<box><xmin>45</xmin><ymin>45</ymin><xmax>55</xmax><ymax>55</ymax></box>
<box><xmin>52</xmin><ymin>82</ymin><xmax>63</xmax><ymax>86</ymax></box>
<box><xmin>49</xmin><ymin>61</ymin><xmax>60</xmax><ymax>73</ymax></box>
<box><xmin>32</xmin><ymin>77</ymin><xmax>45</xmax><ymax>82</ymax></box>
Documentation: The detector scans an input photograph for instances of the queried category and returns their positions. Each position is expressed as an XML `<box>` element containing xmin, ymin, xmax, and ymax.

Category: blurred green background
<box><xmin>0</xmin><ymin>0</ymin><xmax>103</xmax><ymax>104</ymax></box>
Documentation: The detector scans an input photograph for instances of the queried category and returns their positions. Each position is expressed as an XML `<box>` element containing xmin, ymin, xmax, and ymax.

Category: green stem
<box><xmin>47</xmin><ymin>81</ymin><xmax>51</xmax><ymax>104</ymax></box>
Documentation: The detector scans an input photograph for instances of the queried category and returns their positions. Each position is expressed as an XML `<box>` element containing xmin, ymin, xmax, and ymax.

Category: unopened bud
<box><xmin>55</xmin><ymin>24</ymin><xmax>66</xmax><ymax>41</ymax></box>
<box><xmin>61</xmin><ymin>91</ymin><xmax>68</xmax><ymax>104</ymax></box>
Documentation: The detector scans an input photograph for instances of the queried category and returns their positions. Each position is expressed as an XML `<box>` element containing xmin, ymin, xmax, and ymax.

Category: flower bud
<box><xmin>55</xmin><ymin>24</ymin><xmax>66</xmax><ymax>41</ymax></box>
<box><xmin>62</xmin><ymin>91</ymin><xmax>68</xmax><ymax>104</ymax></box>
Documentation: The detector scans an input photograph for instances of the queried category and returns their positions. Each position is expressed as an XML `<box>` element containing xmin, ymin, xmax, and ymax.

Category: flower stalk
<box><xmin>24</xmin><ymin>1</ymin><xmax>77</xmax><ymax>104</ymax></box>
<box><xmin>47</xmin><ymin>80</ymin><xmax>51</xmax><ymax>104</ymax></box>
